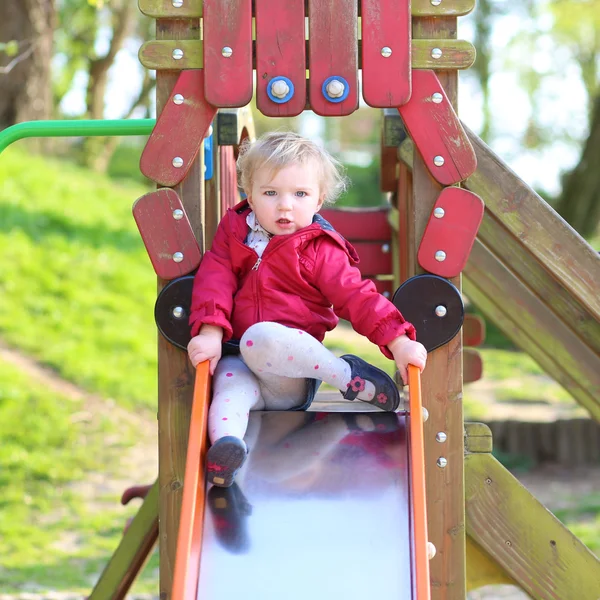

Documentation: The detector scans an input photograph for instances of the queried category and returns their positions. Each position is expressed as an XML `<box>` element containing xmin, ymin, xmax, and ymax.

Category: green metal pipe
<box><xmin>0</xmin><ymin>119</ymin><xmax>156</xmax><ymax>155</ymax></box>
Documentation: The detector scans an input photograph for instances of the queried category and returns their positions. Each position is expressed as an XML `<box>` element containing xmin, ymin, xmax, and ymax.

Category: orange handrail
<box><xmin>408</xmin><ymin>364</ymin><xmax>431</xmax><ymax>600</ymax></box>
<box><xmin>172</xmin><ymin>361</ymin><xmax>211</xmax><ymax>600</ymax></box>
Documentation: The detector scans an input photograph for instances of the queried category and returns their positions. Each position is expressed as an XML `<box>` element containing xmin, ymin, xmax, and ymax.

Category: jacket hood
<box><xmin>228</xmin><ymin>200</ymin><xmax>360</xmax><ymax>264</ymax></box>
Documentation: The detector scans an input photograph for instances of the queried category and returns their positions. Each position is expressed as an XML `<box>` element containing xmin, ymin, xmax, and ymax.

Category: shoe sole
<box><xmin>207</xmin><ymin>438</ymin><xmax>247</xmax><ymax>487</ymax></box>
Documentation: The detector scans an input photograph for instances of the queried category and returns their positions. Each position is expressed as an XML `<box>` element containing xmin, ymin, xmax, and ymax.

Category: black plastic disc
<box><xmin>154</xmin><ymin>275</ymin><xmax>195</xmax><ymax>350</ymax></box>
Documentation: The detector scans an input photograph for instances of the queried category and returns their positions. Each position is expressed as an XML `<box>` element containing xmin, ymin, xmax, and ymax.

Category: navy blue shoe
<box><xmin>207</xmin><ymin>436</ymin><xmax>248</xmax><ymax>487</ymax></box>
<box><xmin>340</xmin><ymin>354</ymin><xmax>400</xmax><ymax>412</ymax></box>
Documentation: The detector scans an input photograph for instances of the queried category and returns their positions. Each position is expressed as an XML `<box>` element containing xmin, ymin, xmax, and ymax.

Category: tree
<box><xmin>0</xmin><ymin>0</ymin><xmax>55</xmax><ymax>128</ymax></box>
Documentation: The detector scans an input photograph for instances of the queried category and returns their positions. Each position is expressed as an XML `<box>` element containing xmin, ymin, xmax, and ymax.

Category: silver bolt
<box><xmin>433</xmin><ymin>155</ymin><xmax>445</xmax><ymax>167</ymax></box>
<box><xmin>431</xmin><ymin>0</ymin><xmax>442</xmax><ymax>5</ymax></box>
<box><xmin>222</xmin><ymin>46</ymin><xmax>233</xmax><ymax>58</ymax></box>
<box><xmin>271</xmin><ymin>79</ymin><xmax>290</xmax><ymax>99</ymax></box>
<box><xmin>173</xmin><ymin>94</ymin><xmax>184</xmax><ymax>105</ymax></box>
<box><xmin>326</xmin><ymin>79</ymin><xmax>345</xmax><ymax>98</ymax></box>
<box><xmin>435</xmin><ymin>305</ymin><xmax>447</xmax><ymax>317</ymax></box>
<box><xmin>436</xmin><ymin>432</ymin><xmax>447</xmax><ymax>443</ymax></box>
<box><xmin>173</xmin><ymin>209</ymin><xmax>184</xmax><ymax>220</ymax></box>
<box><xmin>172</xmin><ymin>306</ymin><xmax>185</xmax><ymax>319</ymax></box>
<box><xmin>173</xmin><ymin>252</ymin><xmax>184</xmax><ymax>263</ymax></box>
<box><xmin>206</xmin><ymin>125</ymin><xmax>213</xmax><ymax>137</ymax></box>
<box><xmin>434</xmin><ymin>207</ymin><xmax>445</xmax><ymax>219</ymax></box>
<box><xmin>427</xmin><ymin>542</ymin><xmax>437</xmax><ymax>559</ymax></box>
<box><xmin>381</xmin><ymin>46</ymin><xmax>392</xmax><ymax>58</ymax></box>
<box><xmin>435</xmin><ymin>250</ymin><xmax>446</xmax><ymax>262</ymax></box>
<box><xmin>172</xmin><ymin>157</ymin><xmax>184</xmax><ymax>168</ymax></box>
<box><xmin>432</xmin><ymin>92</ymin><xmax>443</xmax><ymax>104</ymax></box>
<box><xmin>437</xmin><ymin>457</ymin><xmax>448</xmax><ymax>468</ymax></box>
<box><xmin>381</xmin><ymin>243</ymin><xmax>390</xmax><ymax>253</ymax></box>
<box><xmin>383</xmin><ymin>291</ymin><xmax>390</xmax><ymax>298</ymax></box>
<box><xmin>431</xmin><ymin>47</ymin><xmax>443</xmax><ymax>59</ymax></box>
<box><xmin>422</xmin><ymin>407</ymin><xmax>429</xmax><ymax>422</ymax></box>
<box><xmin>172</xmin><ymin>0</ymin><xmax>184</xmax><ymax>6</ymax></box>
<box><xmin>172</xmin><ymin>48</ymin><xmax>184</xmax><ymax>60</ymax></box>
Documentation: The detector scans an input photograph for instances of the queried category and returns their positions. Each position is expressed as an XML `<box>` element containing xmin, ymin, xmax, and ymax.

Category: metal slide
<box><xmin>173</xmin><ymin>365</ymin><xmax>430</xmax><ymax>599</ymax></box>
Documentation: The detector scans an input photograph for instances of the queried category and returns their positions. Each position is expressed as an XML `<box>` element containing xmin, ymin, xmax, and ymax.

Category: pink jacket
<box><xmin>189</xmin><ymin>201</ymin><xmax>416</xmax><ymax>358</ymax></box>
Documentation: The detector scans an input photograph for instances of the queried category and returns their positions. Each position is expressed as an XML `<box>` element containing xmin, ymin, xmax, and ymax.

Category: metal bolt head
<box><xmin>431</xmin><ymin>0</ymin><xmax>442</xmax><ymax>5</ymax></box>
<box><xmin>326</xmin><ymin>79</ymin><xmax>345</xmax><ymax>98</ymax></box>
<box><xmin>173</xmin><ymin>94</ymin><xmax>184</xmax><ymax>105</ymax></box>
<box><xmin>206</xmin><ymin>125</ymin><xmax>213</xmax><ymax>137</ymax></box>
<box><xmin>381</xmin><ymin>46</ymin><xmax>392</xmax><ymax>58</ymax></box>
<box><xmin>173</xmin><ymin>252</ymin><xmax>184</xmax><ymax>263</ymax></box>
<box><xmin>172</xmin><ymin>209</ymin><xmax>184</xmax><ymax>220</ymax></box>
<box><xmin>222</xmin><ymin>46</ymin><xmax>233</xmax><ymax>58</ymax></box>
<box><xmin>172</xmin><ymin>48</ymin><xmax>184</xmax><ymax>60</ymax></box>
<box><xmin>435</xmin><ymin>305</ymin><xmax>447</xmax><ymax>317</ymax></box>
<box><xmin>172</xmin><ymin>157</ymin><xmax>184</xmax><ymax>168</ymax></box>
<box><xmin>381</xmin><ymin>243</ymin><xmax>390</xmax><ymax>253</ymax></box>
<box><xmin>383</xmin><ymin>291</ymin><xmax>390</xmax><ymax>298</ymax></box>
<box><xmin>172</xmin><ymin>306</ymin><xmax>185</xmax><ymax>319</ymax></box>
<box><xmin>436</xmin><ymin>432</ymin><xmax>447</xmax><ymax>443</ymax></box>
<box><xmin>172</xmin><ymin>0</ymin><xmax>184</xmax><ymax>7</ymax></box>
<box><xmin>431</xmin><ymin>92</ymin><xmax>443</xmax><ymax>104</ymax></box>
<box><xmin>427</xmin><ymin>542</ymin><xmax>437</xmax><ymax>559</ymax></box>
<box><xmin>271</xmin><ymin>79</ymin><xmax>290</xmax><ymax>99</ymax></box>
<box><xmin>435</xmin><ymin>250</ymin><xmax>446</xmax><ymax>262</ymax></box>
<box><xmin>431</xmin><ymin>47</ymin><xmax>443</xmax><ymax>59</ymax></box>
<box><xmin>422</xmin><ymin>407</ymin><xmax>429</xmax><ymax>422</ymax></box>
<box><xmin>437</xmin><ymin>457</ymin><xmax>448</xmax><ymax>468</ymax></box>
<box><xmin>434</xmin><ymin>207</ymin><xmax>445</xmax><ymax>219</ymax></box>
<box><xmin>433</xmin><ymin>155</ymin><xmax>445</xmax><ymax>167</ymax></box>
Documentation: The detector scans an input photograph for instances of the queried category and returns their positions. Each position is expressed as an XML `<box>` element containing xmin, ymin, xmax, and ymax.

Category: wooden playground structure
<box><xmin>9</xmin><ymin>0</ymin><xmax>593</xmax><ymax>598</ymax></box>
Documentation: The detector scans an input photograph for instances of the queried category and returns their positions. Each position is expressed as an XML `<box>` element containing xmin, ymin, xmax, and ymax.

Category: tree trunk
<box><xmin>0</xmin><ymin>0</ymin><xmax>54</xmax><ymax>128</ymax></box>
<box><xmin>555</xmin><ymin>94</ymin><xmax>600</xmax><ymax>239</ymax></box>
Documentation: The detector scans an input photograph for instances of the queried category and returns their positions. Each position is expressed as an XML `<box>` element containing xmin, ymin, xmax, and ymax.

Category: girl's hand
<box><xmin>387</xmin><ymin>335</ymin><xmax>427</xmax><ymax>385</ymax></box>
<box><xmin>187</xmin><ymin>325</ymin><xmax>223</xmax><ymax>374</ymax></box>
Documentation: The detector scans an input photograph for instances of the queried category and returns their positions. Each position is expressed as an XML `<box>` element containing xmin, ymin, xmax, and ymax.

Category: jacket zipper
<box><xmin>252</xmin><ymin>257</ymin><xmax>261</xmax><ymax>270</ymax></box>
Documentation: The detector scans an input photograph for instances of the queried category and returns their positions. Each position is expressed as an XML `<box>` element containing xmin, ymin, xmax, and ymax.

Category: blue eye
<box><xmin>295</xmin><ymin>191</ymin><xmax>307</xmax><ymax>197</ymax></box>
<box><xmin>264</xmin><ymin>190</ymin><xmax>276</xmax><ymax>196</ymax></box>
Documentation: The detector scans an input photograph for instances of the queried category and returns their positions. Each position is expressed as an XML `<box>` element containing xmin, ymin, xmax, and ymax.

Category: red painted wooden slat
<box><xmin>132</xmin><ymin>189</ymin><xmax>202</xmax><ymax>280</ymax></box>
<box><xmin>398</xmin><ymin>69</ymin><xmax>477</xmax><ymax>185</ymax></box>
<box><xmin>255</xmin><ymin>0</ymin><xmax>306</xmax><ymax>117</ymax></box>
<box><xmin>140</xmin><ymin>70</ymin><xmax>216</xmax><ymax>187</ymax></box>
<box><xmin>308</xmin><ymin>0</ymin><xmax>359</xmax><ymax>116</ymax></box>
<box><xmin>464</xmin><ymin>348</ymin><xmax>483</xmax><ymax>384</ymax></box>
<box><xmin>418</xmin><ymin>186</ymin><xmax>484</xmax><ymax>278</ymax></box>
<box><xmin>352</xmin><ymin>242</ymin><xmax>393</xmax><ymax>276</ymax></box>
<box><xmin>204</xmin><ymin>0</ymin><xmax>253</xmax><ymax>108</ymax></box>
<box><xmin>373</xmin><ymin>279</ymin><xmax>394</xmax><ymax>297</ymax></box>
<box><xmin>219</xmin><ymin>146</ymin><xmax>239</xmax><ymax>214</ymax></box>
<box><xmin>463</xmin><ymin>314</ymin><xmax>486</xmax><ymax>347</ymax></box>
<box><xmin>320</xmin><ymin>208</ymin><xmax>391</xmax><ymax>241</ymax></box>
<box><xmin>361</xmin><ymin>0</ymin><xmax>411</xmax><ymax>107</ymax></box>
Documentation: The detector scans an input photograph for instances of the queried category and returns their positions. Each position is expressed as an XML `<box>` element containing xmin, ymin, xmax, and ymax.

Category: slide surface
<box><xmin>196</xmin><ymin>410</ymin><xmax>415</xmax><ymax>599</ymax></box>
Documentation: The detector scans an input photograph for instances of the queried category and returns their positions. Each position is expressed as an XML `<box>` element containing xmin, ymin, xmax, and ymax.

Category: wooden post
<box><xmin>155</xmin><ymin>18</ymin><xmax>205</xmax><ymax>599</ymax></box>
<box><xmin>411</xmin><ymin>16</ymin><xmax>466</xmax><ymax>599</ymax></box>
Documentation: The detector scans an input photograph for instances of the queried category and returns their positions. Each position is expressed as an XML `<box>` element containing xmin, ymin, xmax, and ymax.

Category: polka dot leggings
<box><xmin>208</xmin><ymin>322</ymin><xmax>378</xmax><ymax>444</ymax></box>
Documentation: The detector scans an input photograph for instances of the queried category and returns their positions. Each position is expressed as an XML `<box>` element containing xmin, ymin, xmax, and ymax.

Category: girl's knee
<box><xmin>240</xmin><ymin>322</ymin><xmax>284</xmax><ymax>361</ymax></box>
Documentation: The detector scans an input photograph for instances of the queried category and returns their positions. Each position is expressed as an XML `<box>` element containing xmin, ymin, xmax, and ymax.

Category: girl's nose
<box><xmin>277</xmin><ymin>194</ymin><xmax>293</xmax><ymax>210</ymax></box>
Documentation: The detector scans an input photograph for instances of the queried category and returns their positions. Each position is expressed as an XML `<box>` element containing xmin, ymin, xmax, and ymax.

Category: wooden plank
<box><xmin>349</xmin><ymin>242</ymin><xmax>393</xmax><ymax>276</ymax></box>
<box><xmin>465</xmin><ymin>453</ymin><xmax>600</xmax><ymax>599</ymax></box>
<box><xmin>205</xmin><ymin>121</ymin><xmax>221</xmax><ymax>247</ymax></box>
<box><xmin>216</xmin><ymin>106</ymin><xmax>255</xmax><ymax>151</ymax></box>
<box><xmin>475</xmin><ymin>199</ymin><xmax>600</xmax><ymax>356</ymax></box>
<box><xmin>381</xmin><ymin>108</ymin><xmax>405</xmax><ymax>192</ymax></box>
<box><xmin>398</xmin><ymin>69</ymin><xmax>477</xmax><ymax>186</ymax></box>
<box><xmin>139</xmin><ymin>70</ymin><xmax>216</xmax><ymax>187</ymax></box>
<box><xmin>320</xmin><ymin>207</ymin><xmax>391</xmax><ymax>241</ymax></box>
<box><xmin>463</xmin><ymin>348</ymin><xmax>483</xmax><ymax>384</ymax></box>
<box><xmin>308</xmin><ymin>0</ymin><xmax>359</xmax><ymax>116</ymax></box>
<box><xmin>139</xmin><ymin>38</ymin><xmax>476</xmax><ymax>71</ymax></box>
<box><xmin>466</xmin><ymin>537</ymin><xmax>518</xmax><ymax>592</ymax></box>
<box><xmin>155</xmin><ymin>15</ymin><xmax>205</xmax><ymax>600</ymax></box>
<box><xmin>412</xmin><ymin>0</ymin><xmax>475</xmax><ymax>17</ymax></box>
<box><xmin>203</xmin><ymin>0</ymin><xmax>253</xmax><ymax>108</ymax></box>
<box><xmin>465</xmin><ymin>237</ymin><xmax>600</xmax><ymax>420</ymax></box>
<box><xmin>464</xmin><ymin>127</ymin><xmax>600</xmax><ymax>323</ymax></box>
<box><xmin>464</xmin><ymin>422</ymin><xmax>493</xmax><ymax>454</ymax></box>
<box><xmin>411</xmin><ymin>13</ymin><xmax>466</xmax><ymax>599</ymax></box>
<box><xmin>463</xmin><ymin>314</ymin><xmax>485</xmax><ymax>347</ymax></box>
<box><xmin>418</xmin><ymin>187</ymin><xmax>484</xmax><ymax>277</ymax></box>
<box><xmin>360</xmin><ymin>0</ymin><xmax>411</xmax><ymax>108</ymax></box>
<box><xmin>89</xmin><ymin>481</ymin><xmax>159</xmax><ymax>600</ymax></box>
<box><xmin>219</xmin><ymin>146</ymin><xmax>239</xmax><ymax>213</ymax></box>
<box><xmin>255</xmin><ymin>0</ymin><xmax>306</xmax><ymax>117</ymax></box>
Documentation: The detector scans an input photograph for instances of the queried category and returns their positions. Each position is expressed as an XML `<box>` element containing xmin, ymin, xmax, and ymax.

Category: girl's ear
<box><xmin>316</xmin><ymin>195</ymin><xmax>325</xmax><ymax>212</ymax></box>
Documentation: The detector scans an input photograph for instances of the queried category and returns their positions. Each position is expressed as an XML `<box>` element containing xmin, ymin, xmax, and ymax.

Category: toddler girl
<box><xmin>188</xmin><ymin>131</ymin><xmax>427</xmax><ymax>487</ymax></box>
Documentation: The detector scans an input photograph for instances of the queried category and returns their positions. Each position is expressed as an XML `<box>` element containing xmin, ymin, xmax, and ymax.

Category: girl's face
<box><xmin>247</xmin><ymin>161</ymin><xmax>325</xmax><ymax>236</ymax></box>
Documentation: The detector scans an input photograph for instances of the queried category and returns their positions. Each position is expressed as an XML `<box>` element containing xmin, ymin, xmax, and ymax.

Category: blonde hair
<box><xmin>237</xmin><ymin>131</ymin><xmax>349</xmax><ymax>204</ymax></box>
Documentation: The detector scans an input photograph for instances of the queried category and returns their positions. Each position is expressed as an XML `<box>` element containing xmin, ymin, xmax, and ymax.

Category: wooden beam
<box><xmin>155</xmin><ymin>15</ymin><xmax>205</xmax><ymax>600</ymax></box>
<box><xmin>411</xmin><ymin>14</ymin><xmax>466</xmax><ymax>599</ymax></box>
<box><xmin>465</xmin><ymin>453</ymin><xmax>600</xmax><ymax>599</ymax></box>
<box><xmin>466</xmin><ymin>537</ymin><xmax>518</xmax><ymax>592</ymax></box>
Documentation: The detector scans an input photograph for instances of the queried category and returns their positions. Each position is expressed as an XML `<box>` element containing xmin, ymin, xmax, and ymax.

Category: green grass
<box><xmin>0</xmin><ymin>147</ymin><xmax>158</xmax><ymax>410</ymax></box>
<box><xmin>554</xmin><ymin>493</ymin><xmax>600</xmax><ymax>554</ymax></box>
<box><xmin>0</xmin><ymin>357</ymin><xmax>158</xmax><ymax>594</ymax></box>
